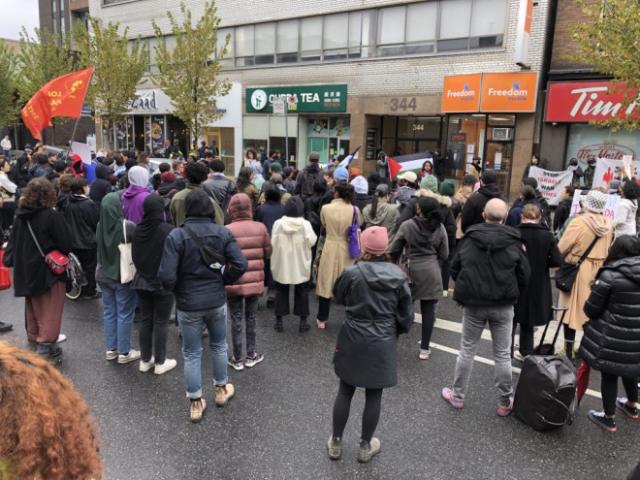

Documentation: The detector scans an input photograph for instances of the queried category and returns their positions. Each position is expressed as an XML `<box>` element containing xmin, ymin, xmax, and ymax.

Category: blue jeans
<box><xmin>99</xmin><ymin>281</ymin><xmax>138</xmax><ymax>354</ymax></box>
<box><xmin>178</xmin><ymin>304</ymin><xmax>229</xmax><ymax>399</ymax></box>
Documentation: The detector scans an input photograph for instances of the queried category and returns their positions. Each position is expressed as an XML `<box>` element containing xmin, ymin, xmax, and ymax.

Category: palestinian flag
<box><xmin>387</xmin><ymin>152</ymin><xmax>433</xmax><ymax>179</ymax></box>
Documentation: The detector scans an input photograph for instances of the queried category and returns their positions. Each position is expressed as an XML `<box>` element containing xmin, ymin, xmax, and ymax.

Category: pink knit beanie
<box><xmin>361</xmin><ymin>226</ymin><xmax>388</xmax><ymax>256</ymax></box>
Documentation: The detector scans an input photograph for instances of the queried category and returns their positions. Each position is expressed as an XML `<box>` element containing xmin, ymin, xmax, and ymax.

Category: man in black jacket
<box><xmin>159</xmin><ymin>189</ymin><xmax>247</xmax><ymax>423</ymax></box>
<box><xmin>442</xmin><ymin>198</ymin><xmax>530</xmax><ymax>416</ymax></box>
<box><xmin>460</xmin><ymin>170</ymin><xmax>504</xmax><ymax>233</ymax></box>
<box><xmin>203</xmin><ymin>158</ymin><xmax>236</xmax><ymax>214</ymax></box>
<box><xmin>295</xmin><ymin>152</ymin><xmax>326</xmax><ymax>199</ymax></box>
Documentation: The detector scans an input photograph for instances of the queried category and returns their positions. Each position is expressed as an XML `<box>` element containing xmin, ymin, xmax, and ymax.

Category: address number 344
<box><xmin>389</xmin><ymin>97</ymin><xmax>417</xmax><ymax>112</ymax></box>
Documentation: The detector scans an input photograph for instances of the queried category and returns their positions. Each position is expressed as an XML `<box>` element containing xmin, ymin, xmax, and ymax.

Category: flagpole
<box><xmin>66</xmin><ymin>67</ymin><xmax>95</xmax><ymax>159</ymax></box>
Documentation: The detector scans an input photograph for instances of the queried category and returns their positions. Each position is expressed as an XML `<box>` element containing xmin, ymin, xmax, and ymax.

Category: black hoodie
<box><xmin>460</xmin><ymin>184</ymin><xmax>504</xmax><ymax>233</ymax></box>
<box><xmin>89</xmin><ymin>164</ymin><xmax>113</xmax><ymax>204</ymax></box>
<box><xmin>295</xmin><ymin>162</ymin><xmax>325</xmax><ymax>198</ymax></box>
<box><xmin>3</xmin><ymin>206</ymin><xmax>72</xmax><ymax>297</ymax></box>
<box><xmin>451</xmin><ymin>222</ymin><xmax>530</xmax><ymax>306</ymax></box>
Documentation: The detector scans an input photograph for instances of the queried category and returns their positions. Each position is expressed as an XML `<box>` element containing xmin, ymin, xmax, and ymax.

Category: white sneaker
<box><xmin>154</xmin><ymin>358</ymin><xmax>177</xmax><ymax>375</ymax></box>
<box><xmin>105</xmin><ymin>350</ymin><xmax>118</xmax><ymax>361</ymax></box>
<box><xmin>118</xmin><ymin>349</ymin><xmax>141</xmax><ymax>364</ymax></box>
<box><xmin>418</xmin><ymin>349</ymin><xmax>431</xmax><ymax>360</ymax></box>
<box><xmin>442</xmin><ymin>290</ymin><xmax>448</xmax><ymax>297</ymax></box>
<box><xmin>139</xmin><ymin>356</ymin><xmax>155</xmax><ymax>373</ymax></box>
<box><xmin>56</xmin><ymin>334</ymin><xmax>67</xmax><ymax>343</ymax></box>
<box><xmin>513</xmin><ymin>351</ymin><xmax>526</xmax><ymax>362</ymax></box>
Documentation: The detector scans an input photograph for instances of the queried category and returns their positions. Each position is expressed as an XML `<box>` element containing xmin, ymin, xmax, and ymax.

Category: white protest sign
<box><xmin>570</xmin><ymin>189</ymin><xmax>620</xmax><ymax>221</ymax></box>
<box><xmin>71</xmin><ymin>142</ymin><xmax>92</xmax><ymax>165</ymax></box>
<box><xmin>592</xmin><ymin>158</ymin><xmax>640</xmax><ymax>189</ymax></box>
<box><xmin>528</xmin><ymin>166</ymin><xmax>573</xmax><ymax>206</ymax></box>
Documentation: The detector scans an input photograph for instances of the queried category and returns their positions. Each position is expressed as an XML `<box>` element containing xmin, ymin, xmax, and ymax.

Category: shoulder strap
<box><xmin>577</xmin><ymin>235</ymin><xmax>600</xmax><ymax>266</ymax></box>
<box><xmin>26</xmin><ymin>220</ymin><xmax>46</xmax><ymax>258</ymax></box>
<box><xmin>183</xmin><ymin>225</ymin><xmax>204</xmax><ymax>249</ymax></box>
<box><xmin>122</xmin><ymin>220</ymin><xmax>129</xmax><ymax>244</ymax></box>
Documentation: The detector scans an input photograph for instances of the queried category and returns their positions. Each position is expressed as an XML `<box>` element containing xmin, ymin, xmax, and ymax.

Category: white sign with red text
<box><xmin>528</xmin><ymin>166</ymin><xmax>573</xmax><ymax>206</ymax></box>
<box><xmin>570</xmin><ymin>189</ymin><xmax>620</xmax><ymax>221</ymax></box>
<box><xmin>592</xmin><ymin>158</ymin><xmax>640</xmax><ymax>189</ymax></box>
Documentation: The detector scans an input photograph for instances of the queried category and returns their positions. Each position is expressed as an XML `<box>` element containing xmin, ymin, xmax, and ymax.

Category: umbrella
<box><xmin>576</xmin><ymin>359</ymin><xmax>591</xmax><ymax>405</ymax></box>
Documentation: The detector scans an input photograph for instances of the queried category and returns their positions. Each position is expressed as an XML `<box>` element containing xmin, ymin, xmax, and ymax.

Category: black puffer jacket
<box><xmin>579</xmin><ymin>257</ymin><xmax>640</xmax><ymax>377</ymax></box>
<box><xmin>333</xmin><ymin>261</ymin><xmax>413</xmax><ymax>389</ymax></box>
<box><xmin>59</xmin><ymin>194</ymin><xmax>100</xmax><ymax>250</ymax></box>
<box><xmin>451</xmin><ymin>222</ymin><xmax>530</xmax><ymax>306</ymax></box>
<box><xmin>3</xmin><ymin>207</ymin><xmax>72</xmax><ymax>297</ymax></box>
<box><xmin>460</xmin><ymin>184</ymin><xmax>504</xmax><ymax>233</ymax></box>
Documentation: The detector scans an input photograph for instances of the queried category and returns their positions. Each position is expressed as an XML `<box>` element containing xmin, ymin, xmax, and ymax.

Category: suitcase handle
<box><xmin>537</xmin><ymin>306</ymin><xmax>569</xmax><ymax>353</ymax></box>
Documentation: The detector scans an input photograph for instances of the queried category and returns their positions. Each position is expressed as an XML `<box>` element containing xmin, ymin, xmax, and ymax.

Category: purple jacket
<box><xmin>121</xmin><ymin>186</ymin><xmax>150</xmax><ymax>225</ymax></box>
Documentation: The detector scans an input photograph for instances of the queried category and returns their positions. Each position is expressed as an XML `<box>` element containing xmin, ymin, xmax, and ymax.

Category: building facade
<box><xmin>90</xmin><ymin>0</ymin><xmax>550</xmax><ymax>196</ymax></box>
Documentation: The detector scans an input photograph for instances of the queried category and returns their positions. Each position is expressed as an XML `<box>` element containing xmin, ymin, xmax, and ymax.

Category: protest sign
<box><xmin>592</xmin><ymin>158</ymin><xmax>640</xmax><ymax>189</ymax></box>
<box><xmin>570</xmin><ymin>189</ymin><xmax>620</xmax><ymax>221</ymax></box>
<box><xmin>528</xmin><ymin>166</ymin><xmax>573</xmax><ymax>206</ymax></box>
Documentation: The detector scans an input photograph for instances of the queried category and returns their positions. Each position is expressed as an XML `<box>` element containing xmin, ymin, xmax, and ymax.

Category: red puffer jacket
<box><xmin>225</xmin><ymin>193</ymin><xmax>271</xmax><ymax>297</ymax></box>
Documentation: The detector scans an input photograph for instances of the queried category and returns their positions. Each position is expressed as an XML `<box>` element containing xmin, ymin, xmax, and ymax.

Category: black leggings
<box><xmin>332</xmin><ymin>380</ymin><xmax>383</xmax><ymax>442</ymax></box>
<box><xmin>601</xmin><ymin>372</ymin><xmax>638</xmax><ymax>416</ymax></box>
<box><xmin>420</xmin><ymin>300</ymin><xmax>437</xmax><ymax>350</ymax></box>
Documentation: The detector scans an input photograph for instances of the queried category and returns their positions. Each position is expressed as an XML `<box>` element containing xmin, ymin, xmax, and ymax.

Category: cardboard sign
<box><xmin>528</xmin><ymin>166</ymin><xmax>573</xmax><ymax>206</ymax></box>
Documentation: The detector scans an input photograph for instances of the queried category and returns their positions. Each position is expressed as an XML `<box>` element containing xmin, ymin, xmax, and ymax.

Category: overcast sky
<box><xmin>1</xmin><ymin>0</ymin><xmax>39</xmax><ymax>40</ymax></box>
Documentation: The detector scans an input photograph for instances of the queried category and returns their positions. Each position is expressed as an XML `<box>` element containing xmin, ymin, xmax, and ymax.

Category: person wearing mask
<box><xmin>452</xmin><ymin>175</ymin><xmax>477</xmax><ymax>241</ymax></box>
<box><xmin>362</xmin><ymin>184</ymin><xmax>398</xmax><ymax>240</ymax></box>
<box><xmin>203</xmin><ymin>158</ymin><xmax>237</xmax><ymax>214</ymax></box>
<box><xmin>579</xmin><ymin>235</ymin><xmax>640</xmax><ymax>432</ymax></box>
<box><xmin>460</xmin><ymin>170</ymin><xmax>504</xmax><ymax>233</ymax></box>
<box><xmin>614</xmin><ymin>179</ymin><xmax>639</xmax><ymax>239</ymax></box>
<box><xmin>583</xmin><ymin>156</ymin><xmax>597</xmax><ymax>189</ymax></box>
<box><xmin>235</xmin><ymin>166</ymin><xmax>260</xmax><ymax>211</ymax></box>
<box><xmin>558</xmin><ymin>190</ymin><xmax>614</xmax><ymax>361</ymax></box>
<box><xmin>567</xmin><ymin>157</ymin><xmax>584</xmax><ymax>188</ymax></box>
<box><xmin>225</xmin><ymin>193</ymin><xmax>271</xmax><ymax>371</ymax></box>
<box><xmin>388</xmin><ymin>196</ymin><xmax>449</xmax><ymax>360</ymax></box>
<box><xmin>131</xmin><ymin>195</ymin><xmax>177</xmax><ymax>375</ymax></box>
<box><xmin>554</xmin><ymin>186</ymin><xmax>574</xmax><ymax>233</ymax></box>
<box><xmin>96</xmin><ymin>192</ymin><xmax>140</xmax><ymax>365</ymax></box>
<box><xmin>271</xmin><ymin>196</ymin><xmax>317</xmax><ymax>332</ymax></box>
<box><xmin>159</xmin><ymin>189</ymin><xmax>247</xmax><ymax>422</ymax></box>
<box><xmin>0</xmin><ymin>156</ymin><xmax>17</xmax><ymax>231</ymax></box>
<box><xmin>59</xmin><ymin>177</ymin><xmax>100</xmax><ymax>299</ymax></box>
<box><xmin>3</xmin><ymin>179</ymin><xmax>72</xmax><ymax>362</ymax></box>
<box><xmin>89</xmin><ymin>163</ymin><xmax>114</xmax><ymax>205</ymax></box>
<box><xmin>295</xmin><ymin>152</ymin><xmax>326</xmax><ymax>199</ymax></box>
<box><xmin>442</xmin><ymin>199</ymin><xmax>530</xmax><ymax>415</ymax></box>
<box><xmin>327</xmin><ymin>227</ymin><xmax>413</xmax><ymax>463</ymax></box>
<box><xmin>121</xmin><ymin>166</ymin><xmax>150</xmax><ymax>225</ymax></box>
<box><xmin>350</xmin><ymin>175</ymin><xmax>371</xmax><ymax>212</ymax></box>
<box><xmin>315</xmin><ymin>183</ymin><xmax>363</xmax><ymax>329</ymax></box>
<box><xmin>512</xmin><ymin>204</ymin><xmax>563</xmax><ymax>359</ymax></box>
<box><xmin>170</xmin><ymin>161</ymin><xmax>224</xmax><ymax>227</ymax></box>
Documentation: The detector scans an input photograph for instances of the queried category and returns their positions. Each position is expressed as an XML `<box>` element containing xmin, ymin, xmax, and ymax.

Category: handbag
<box><xmin>0</xmin><ymin>249</ymin><xmax>11</xmax><ymax>290</ymax></box>
<box><xmin>347</xmin><ymin>207</ymin><xmax>361</xmax><ymax>259</ymax></box>
<box><xmin>27</xmin><ymin>220</ymin><xmax>69</xmax><ymax>276</ymax></box>
<box><xmin>118</xmin><ymin>220</ymin><xmax>136</xmax><ymax>284</ymax></box>
<box><xmin>554</xmin><ymin>235</ymin><xmax>599</xmax><ymax>292</ymax></box>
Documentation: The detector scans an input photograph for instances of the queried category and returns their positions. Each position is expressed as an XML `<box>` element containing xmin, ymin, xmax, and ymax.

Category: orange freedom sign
<box><xmin>479</xmin><ymin>72</ymin><xmax>538</xmax><ymax>112</ymax></box>
<box><xmin>441</xmin><ymin>74</ymin><xmax>482</xmax><ymax>113</ymax></box>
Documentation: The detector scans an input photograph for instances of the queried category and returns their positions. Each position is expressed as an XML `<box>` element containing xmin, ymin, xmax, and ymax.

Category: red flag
<box><xmin>21</xmin><ymin>67</ymin><xmax>94</xmax><ymax>141</ymax></box>
<box><xmin>387</xmin><ymin>156</ymin><xmax>402</xmax><ymax>179</ymax></box>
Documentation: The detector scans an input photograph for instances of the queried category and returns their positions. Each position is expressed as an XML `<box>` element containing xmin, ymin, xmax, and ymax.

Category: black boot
<box><xmin>299</xmin><ymin>316</ymin><xmax>310</xmax><ymax>333</ymax></box>
<box><xmin>565</xmin><ymin>341</ymin><xmax>575</xmax><ymax>362</ymax></box>
<box><xmin>36</xmin><ymin>343</ymin><xmax>63</xmax><ymax>366</ymax></box>
<box><xmin>274</xmin><ymin>316</ymin><xmax>284</xmax><ymax>332</ymax></box>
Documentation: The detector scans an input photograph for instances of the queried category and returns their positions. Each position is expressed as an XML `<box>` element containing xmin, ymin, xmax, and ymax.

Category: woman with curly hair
<box><xmin>0</xmin><ymin>342</ymin><xmax>102</xmax><ymax>480</ymax></box>
<box><xmin>3</xmin><ymin>178</ymin><xmax>71</xmax><ymax>364</ymax></box>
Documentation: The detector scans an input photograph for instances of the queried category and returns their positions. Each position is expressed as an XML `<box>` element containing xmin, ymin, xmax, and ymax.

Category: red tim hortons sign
<box><xmin>545</xmin><ymin>81</ymin><xmax>640</xmax><ymax>122</ymax></box>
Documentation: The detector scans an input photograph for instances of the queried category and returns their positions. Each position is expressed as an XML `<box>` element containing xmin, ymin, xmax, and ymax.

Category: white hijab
<box><xmin>128</xmin><ymin>165</ymin><xmax>149</xmax><ymax>187</ymax></box>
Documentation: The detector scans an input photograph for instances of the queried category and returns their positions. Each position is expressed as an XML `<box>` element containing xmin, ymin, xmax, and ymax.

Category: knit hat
<box><xmin>581</xmin><ymin>190</ymin><xmax>607</xmax><ymax>214</ymax></box>
<box><xmin>161</xmin><ymin>171</ymin><xmax>176</xmax><ymax>183</ymax></box>
<box><xmin>334</xmin><ymin>166</ymin><xmax>349</xmax><ymax>182</ymax></box>
<box><xmin>350</xmin><ymin>175</ymin><xmax>369</xmax><ymax>194</ymax></box>
<box><xmin>361</xmin><ymin>226</ymin><xmax>388</xmax><ymax>256</ymax></box>
<box><xmin>439</xmin><ymin>179</ymin><xmax>456</xmax><ymax>197</ymax></box>
<box><xmin>420</xmin><ymin>175</ymin><xmax>439</xmax><ymax>193</ymax></box>
<box><xmin>269</xmin><ymin>162</ymin><xmax>283</xmax><ymax>174</ymax></box>
<box><xmin>399</xmin><ymin>171</ymin><xmax>418</xmax><ymax>184</ymax></box>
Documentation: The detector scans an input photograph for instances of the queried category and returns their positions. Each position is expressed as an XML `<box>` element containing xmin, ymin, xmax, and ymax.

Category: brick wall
<box><xmin>550</xmin><ymin>0</ymin><xmax>597</xmax><ymax>72</ymax></box>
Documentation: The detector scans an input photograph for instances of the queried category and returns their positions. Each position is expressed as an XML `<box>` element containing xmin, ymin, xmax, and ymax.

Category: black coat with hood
<box><xmin>460</xmin><ymin>184</ymin><xmax>504</xmax><ymax>233</ymax></box>
<box><xmin>295</xmin><ymin>162</ymin><xmax>325</xmax><ymax>198</ymax></box>
<box><xmin>579</xmin><ymin>257</ymin><xmax>640</xmax><ymax>378</ymax></box>
<box><xmin>332</xmin><ymin>260</ymin><xmax>413</xmax><ymax>389</ymax></box>
<box><xmin>89</xmin><ymin>164</ymin><xmax>114</xmax><ymax>204</ymax></box>
<box><xmin>451</xmin><ymin>222</ymin><xmax>530</xmax><ymax>307</ymax></box>
<box><xmin>3</xmin><ymin>207</ymin><xmax>72</xmax><ymax>297</ymax></box>
<box><xmin>60</xmin><ymin>193</ymin><xmax>100</xmax><ymax>251</ymax></box>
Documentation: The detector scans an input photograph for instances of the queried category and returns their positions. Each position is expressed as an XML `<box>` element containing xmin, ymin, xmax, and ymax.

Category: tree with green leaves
<box><xmin>152</xmin><ymin>1</ymin><xmax>230</xmax><ymax>150</ymax></box>
<box><xmin>0</xmin><ymin>42</ymin><xmax>19</xmax><ymax>129</ymax></box>
<box><xmin>75</xmin><ymin>17</ymin><xmax>147</xmax><ymax>146</ymax></box>
<box><xmin>573</xmin><ymin>0</ymin><xmax>640</xmax><ymax>129</ymax></box>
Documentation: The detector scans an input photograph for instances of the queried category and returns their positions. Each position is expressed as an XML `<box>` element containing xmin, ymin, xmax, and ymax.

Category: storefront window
<box><xmin>382</xmin><ymin>116</ymin><xmax>442</xmax><ymax>156</ymax></box>
<box><xmin>565</xmin><ymin>124</ymin><xmax>639</xmax><ymax>169</ymax></box>
<box><xmin>306</xmin><ymin>116</ymin><xmax>351</xmax><ymax>163</ymax></box>
<box><xmin>444</xmin><ymin>114</ymin><xmax>486</xmax><ymax>178</ymax></box>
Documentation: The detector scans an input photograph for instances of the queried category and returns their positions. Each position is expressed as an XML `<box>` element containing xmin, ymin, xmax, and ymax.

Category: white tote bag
<box><xmin>118</xmin><ymin>220</ymin><xmax>136</xmax><ymax>284</ymax></box>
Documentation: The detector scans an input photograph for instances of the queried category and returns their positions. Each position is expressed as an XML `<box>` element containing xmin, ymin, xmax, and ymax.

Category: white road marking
<box><xmin>414</xmin><ymin>314</ymin><xmax>601</xmax><ymax>399</ymax></box>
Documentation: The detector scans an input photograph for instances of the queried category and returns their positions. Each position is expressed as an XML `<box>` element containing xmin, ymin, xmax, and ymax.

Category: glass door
<box><xmin>308</xmin><ymin>137</ymin><xmax>329</xmax><ymax>164</ymax></box>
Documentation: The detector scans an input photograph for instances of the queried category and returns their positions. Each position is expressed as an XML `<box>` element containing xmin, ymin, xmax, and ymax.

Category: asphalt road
<box><xmin>0</xmin><ymin>289</ymin><xmax>638</xmax><ymax>480</ymax></box>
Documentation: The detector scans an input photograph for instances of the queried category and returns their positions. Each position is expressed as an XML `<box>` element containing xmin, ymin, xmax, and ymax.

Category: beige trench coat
<box><xmin>557</xmin><ymin>213</ymin><xmax>613</xmax><ymax>331</ymax></box>
<box><xmin>316</xmin><ymin>199</ymin><xmax>363</xmax><ymax>299</ymax></box>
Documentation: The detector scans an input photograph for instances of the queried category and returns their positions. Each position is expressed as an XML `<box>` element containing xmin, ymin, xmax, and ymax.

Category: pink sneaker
<box><xmin>441</xmin><ymin>387</ymin><xmax>464</xmax><ymax>409</ymax></box>
<box><xmin>316</xmin><ymin>319</ymin><xmax>326</xmax><ymax>330</ymax></box>
<box><xmin>497</xmin><ymin>399</ymin><xmax>514</xmax><ymax>417</ymax></box>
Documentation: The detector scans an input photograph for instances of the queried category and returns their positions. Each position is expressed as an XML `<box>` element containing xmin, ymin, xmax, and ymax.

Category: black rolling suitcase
<box><xmin>513</xmin><ymin>307</ymin><xmax>577</xmax><ymax>431</ymax></box>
